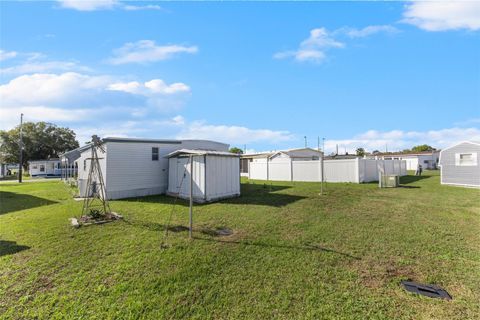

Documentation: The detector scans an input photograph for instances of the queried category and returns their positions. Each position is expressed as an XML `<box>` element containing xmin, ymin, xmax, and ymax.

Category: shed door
<box><xmin>176</xmin><ymin>157</ymin><xmax>189</xmax><ymax>195</ymax></box>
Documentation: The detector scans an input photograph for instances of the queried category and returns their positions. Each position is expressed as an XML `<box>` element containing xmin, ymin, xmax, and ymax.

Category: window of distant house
<box><xmin>32</xmin><ymin>165</ymin><xmax>37</xmax><ymax>169</ymax></box>
<box><xmin>152</xmin><ymin>147</ymin><xmax>159</xmax><ymax>161</ymax></box>
<box><xmin>456</xmin><ymin>153</ymin><xmax>477</xmax><ymax>166</ymax></box>
<box><xmin>40</xmin><ymin>165</ymin><xmax>45</xmax><ymax>172</ymax></box>
<box><xmin>423</xmin><ymin>160</ymin><xmax>429</xmax><ymax>164</ymax></box>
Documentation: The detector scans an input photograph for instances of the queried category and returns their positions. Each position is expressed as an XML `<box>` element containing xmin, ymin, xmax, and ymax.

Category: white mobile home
<box><xmin>167</xmin><ymin>149</ymin><xmax>240</xmax><ymax>203</ymax></box>
<box><xmin>29</xmin><ymin>159</ymin><xmax>62</xmax><ymax>177</ymax></box>
<box><xmin>75</xmin><ymin>137</ymin><xmax>229</xmax><ymax>199</ymax></box>
<box><xmin>439</xmin><ymin>141</ymin><xmax>480</xmax><ymax>188</ymax></box>
<box><xmin>374</xmin><ymin>151</ymin><xmax>440</xmax><ymax>170</ymax></box>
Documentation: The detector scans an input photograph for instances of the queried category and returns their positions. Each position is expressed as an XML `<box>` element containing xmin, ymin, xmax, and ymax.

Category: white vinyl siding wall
<box><xmin>439</xmin><ymin>142</ymin><xmax>480</xmax><ymax>187</ymax></box>
<box><xmin>167</xmin><ymin>154</ymin><xmax>240</xmax><ymax>202</ymax></box>
<box><xmin>249</xmin><ymin>158</ymin><xmax>406</xmax><ymax>183</ymax></box>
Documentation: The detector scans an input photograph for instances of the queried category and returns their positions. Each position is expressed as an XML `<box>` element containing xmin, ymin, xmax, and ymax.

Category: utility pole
<box><xmin>18</xmin><ymin>113</ymin><xmax>24</xmax><ymax>183</ymax></box>
<box><xmin>317</xmin><ymin>136</ymin><xmax>320</xmax><ymax>151</ymax></box>
<box><xmin>189</xmin><ymin>155</ymin><xmax>193</xmax><ymax>239</ymax></box>
<box><xmin>321</xmin><ymin>137</ymin><xmax>325</xmax><ymax>195</ymax></box>
<box><xmin>304</xmin><ymin>136</ymin><xmax>307</xmax><ymax>148</ymax></box>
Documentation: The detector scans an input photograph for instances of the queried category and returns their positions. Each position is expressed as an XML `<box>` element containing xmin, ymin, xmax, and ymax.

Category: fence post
<box><xmin>290</xmin><ymin>158</ymin><xmax>293</xmax><ymax>182</ymax></box>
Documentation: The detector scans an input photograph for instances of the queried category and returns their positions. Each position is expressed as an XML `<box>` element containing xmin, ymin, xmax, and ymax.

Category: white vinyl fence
<box><xmin>248</xmin><ymin>158</ymin><xmax>406</xmax><ymax>183</ymax></box>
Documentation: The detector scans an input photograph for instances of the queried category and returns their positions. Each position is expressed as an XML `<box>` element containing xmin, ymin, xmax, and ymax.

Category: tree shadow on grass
<box><xmin>400</xmin><ymin>175</ymin><xmax>431</xmax><ymax>184</ymax></box>
<box><xmin>220</xmin><ymin>183</ymin><xmax>305</xmax><ymax>207</ymax></box>
<box><xmin>0</xmin><ymin>240</ymin><xmax>30</xmax><ymax>257</ymax></box>
<box><xmin>119</xmin><ymin>183</ymin><xmax>304</xmax><ymax>208</ymax></box>
<box><xmin>123</xmin><ymin>219</ymin><xmax>189</xmax><ymax>233</ymax></box>
<box><xmin>0</xmin><ymin>191</ymin><xmax>57</xmax><ymax>215</ymax></box>
<box><xmin>194</xmin><ymin>236</ymin><xmax>361</xmax><ymax>260</ymax></box>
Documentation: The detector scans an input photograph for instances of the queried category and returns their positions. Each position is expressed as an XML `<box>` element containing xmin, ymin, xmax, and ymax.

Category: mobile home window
<box><xmin>152</xmin><ymin>147</ymin><xmax>159</xmax><ymax>161</ymax></box>
<box><xmin>456</xmin><ymin>153</ymin><xmax>477</xmax><ymax>166</ymax></box>
<box><xmin>40</xmin><ymin>165</ymin><xmax>45</xmax><ymax>172</ymax></box>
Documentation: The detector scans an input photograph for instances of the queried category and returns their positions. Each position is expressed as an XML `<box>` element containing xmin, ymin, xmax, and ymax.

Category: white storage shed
<box><xmin>167</xmin><ymin>149</ymin><xmax>240</xmax><ymax>203</ymax></box>
<box><xmin>439</xmin><ymin>141</ymin><xmax>480</xmax><ymax>188</ymax></box>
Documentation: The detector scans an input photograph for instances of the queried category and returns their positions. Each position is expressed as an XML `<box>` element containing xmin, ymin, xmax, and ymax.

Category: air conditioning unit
<box><xmin>379</xmin><ymin>174</ymin><xmax>400</xmax><ymax>188</ymax></box>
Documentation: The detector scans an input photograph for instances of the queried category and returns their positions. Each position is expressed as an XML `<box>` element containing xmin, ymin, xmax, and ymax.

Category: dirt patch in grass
<box><xmin>352</xmin><ymin>259</ymin><xmax>420</xmax><ymax>289</ymax></box>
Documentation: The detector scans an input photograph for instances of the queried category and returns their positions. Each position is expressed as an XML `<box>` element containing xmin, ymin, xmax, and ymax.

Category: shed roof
<box><xmin>166</xmin><ymin>149</ymin><xmax>239</xmax><ymax>158</ymax></box>
<box><xmin>439</xmin><ymin>141</ymin><xmax>480</xmax><ymax>153</ymax></box>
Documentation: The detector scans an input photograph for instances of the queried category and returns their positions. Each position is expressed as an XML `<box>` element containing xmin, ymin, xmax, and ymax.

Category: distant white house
<box><xmin>29</xmin><ymin>159</ymin><xmax>62</xmax><ymax>177</ymax></box>
<box><xmin>373</xmin><ymin>151</ymin><xmax>440</xmax><ymax>170</ymax></box>
<box><xmin>167</xmin><ymin>149</ymin><xmax>240</xmax><ymax>203</ymax></box>
<box><xmin>240</xmin><ymin>148</ymin><xmax>322</xmax><ymax>177</ymax></box>
<box><xmin>74</xmin><ymin>137</ymin><xmax>230</xmax><ymax>200</ymax></box>
<box><xmin>439</xmin><ymin>141</ymin><xmax>480</xmax><ymax>188</ymax></box>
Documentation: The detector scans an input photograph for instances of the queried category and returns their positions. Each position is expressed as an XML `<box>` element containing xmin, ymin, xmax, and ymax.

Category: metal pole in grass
<box><xmin>189</xmin><ymin>155</ymin><xmax>193</xmax><ymax>239</ymax></box>
<box><xmin>18</xmin><ymin>113</ymin><xmax>24</xmax><ymax>183</ymax></box>
<box><xmin>320</xmin><ymin>137</ymin><xmax>326</xmax><ymax>195</ymax></box>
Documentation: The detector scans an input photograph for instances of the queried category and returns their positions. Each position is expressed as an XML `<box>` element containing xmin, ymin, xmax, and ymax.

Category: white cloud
<box><xmin>108</xmin><ymin>81</ymin><xmax>187</xmax><ymax>97</ymax></box>
<box><xmin>1</xmin><ymin>60</ymin><xmax>90</xmax><ymax>75</ymax></box>
<box><xmin>402</xmin><ymin>1</ymin><xmax>480</xmax><ymax>31</ymax></box>
<box><xmin>57</xmin><ymin>0</ymin><xmax>163</xmax><ymax>12</ymax></box>
<box><xmin>145</xmin><ymin>79</ymin><xmax>190</xmax><ymax>94</ymax></box>
<box><xmin>274</xmin><ymin>25</ymin><xmax>398</xmax><ymax>63</ymax></box>
<box><xmin>274</xmin><ymin>28</ymin><xmax>344</xmax><ymax>63</ymax></box>
<box><xmin>0</xmin><ymin>50</ymin><xmax>17</xmax><ymax>61</ymax></box>
<box><xmin>57</xmin><ymin>0</ymin><xmax>118</xmax><ymax>11</ymax></box>
<box><xmin>107</xmin><ymin>40</ymin><xmax>198</xmax><ymax>65</ymax></box>
<box><xmin>323</xmin><ymin>127</ymin><xmax>480</xmax><ymax>154</ymax></box>
<box><xmin>123</xmin><ymin>4</ymin><xmax>163</xmax><ymax>11</ymax></box>
<box><xmin>0</xmin><ymin>72</ymin><xmax>111</xmax><ymax>106</ymax></box>
<box><xmin>339</xmin><ymin>25</ymin><xmax>400</xmax><ymax>38</ymax></box>
<box><xmin>0</xmin><ymin>72</ymin><xmax>192</xmax><ymax>131</ymax></box>
<box><xmin>177</xmin><ymin>120</ymin><xmax>294</xmax><ymax>144</ymax></box>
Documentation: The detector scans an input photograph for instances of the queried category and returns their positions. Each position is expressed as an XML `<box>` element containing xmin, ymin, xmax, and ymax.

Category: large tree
<box><xmin>411</xmin><ymin>144</ymin><xmax>435</xmax><ymax>152</ymax></box>
<box><xmin>229</xmin><ymin>147</ymin><xmax>244</xmax><ymax>154</ymax></box>
<box><xmin>356</xmin><ymin>147</ymin><xmax>366</xmax><ymax>157</ymax></box>
<box><xmin>0</xmin><ymin>122</ymin><xmax>79</xmax><ymax>169</ymax></box>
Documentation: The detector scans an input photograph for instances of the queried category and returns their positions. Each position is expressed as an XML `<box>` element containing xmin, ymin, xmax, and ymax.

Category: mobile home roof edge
<box><xmin>102</xmin><ymin>137</ymin><xmax>182</xmax><ymax>144</ymax></box>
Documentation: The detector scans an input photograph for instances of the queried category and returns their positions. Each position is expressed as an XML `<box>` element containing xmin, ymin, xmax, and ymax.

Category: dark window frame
<box><xmin>152</xmin><ymin>147</ymin><xmax>159</xmax><ymax>161</ymax></box>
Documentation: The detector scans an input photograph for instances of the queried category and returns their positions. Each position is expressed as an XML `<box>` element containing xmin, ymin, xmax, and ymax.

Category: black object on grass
<box><xmin>401</xmin><ymin>281</ymin><xmax>452</xmax><ymax>300</ymax></box>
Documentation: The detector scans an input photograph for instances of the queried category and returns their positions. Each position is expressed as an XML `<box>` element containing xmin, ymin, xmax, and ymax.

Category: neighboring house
<box><xmin>75</xmin><ymin>137</ymin><xmax>229</xmax><ymax>200</ymax></box>
<box><xmin>167</xmin><ymin>149</ymin><xmax>240</xmax><ymax>203</ymax></box>
<box><xmin>240</xmin><ymin>152</ymin><xmax>273</xmax><ymax>177</ymax></box>
<box><xmin>29</xmin><ymin>159</ymin><xmax>62</xmax><ymax>177</ymax></box>
<box><xmin>269</xmin><ymin>148</ymin><xmax>322</xmax><ymax>161</ymax></box>
<box><xmin>439</xmin><ymin>141</ymin><xmax>480</xmax><ymax>188</ymax></box>
<box><xmin>372</xmin><ymin>151</ymin><xmax>440</xmax><ymax>170</ymax></box>
<box><xmin>240</xmin><ymin>148</ymin><xmax>322</xmax><ymax>177</ymax></box>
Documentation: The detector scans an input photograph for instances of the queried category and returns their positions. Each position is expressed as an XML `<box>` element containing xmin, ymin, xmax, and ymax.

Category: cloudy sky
<box><xmin>0</xmin><ymin>0</ymin><xmax>479</xmax><ymax>153</ymax></box>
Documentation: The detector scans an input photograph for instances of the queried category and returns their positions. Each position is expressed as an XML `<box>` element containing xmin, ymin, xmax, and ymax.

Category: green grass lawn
<box><xmin>1</xmin><ymin>171</ymin><xmax>479</xmax><ymax>319</ymax></box>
